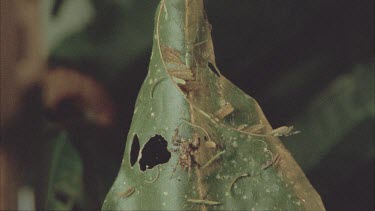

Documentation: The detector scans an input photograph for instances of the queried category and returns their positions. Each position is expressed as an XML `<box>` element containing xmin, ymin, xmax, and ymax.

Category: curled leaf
<box><xmin>103</xmin><ymin>1</ymin><xmax>324</xmax><ymax>210</ymax></box>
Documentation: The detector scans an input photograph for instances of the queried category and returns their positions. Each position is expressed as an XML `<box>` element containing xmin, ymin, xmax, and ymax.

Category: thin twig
<box><xmin>228</xmin><ymin>173</ymin><xmax>251</xmax><ymax>193</ymax></box>
<box><xmin>262</xmin><ymin>153</ymin><xmax>280</xmax><ymax>170</ymax></box>
<box><xmin>180</xmin><ymin>119</ymin><xmax>212</xmax><ymax>142</ymax></box>
<box><xmin>187</xmin><ymin>199</ymin><xmax>221</xmax><ymax>205</ymax></box>
<box><xmin>118</xmin><ymin>187</ymin><xmax>135</xmax><ymax>198</ymax></box>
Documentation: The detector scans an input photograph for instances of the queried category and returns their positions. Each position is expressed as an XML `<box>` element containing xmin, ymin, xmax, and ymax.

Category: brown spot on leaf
<box><xmin>161</xmin><ymin>44</ymin><xmax>182</xmax><ymax>65</ymax></box>
<box><xmin>168</xmin><ymin>69</ymin><xmax>195</xmax><ymax>81</ymax></box>
<box><xmin>271</xmin><ymin>126</ymin><xmax>300</xmax><ymax>137</ymax></box>
<box><xmin>243</xmin><ymin>124</ymin><xmax>265</xmax><ymax>134</ymax></box>
<box><xmin>118</xmin><ymin>187</ymin><xmax>135</xmax><ymax>198</ymax></box>
<box><xmin>214</xmin><ymin>103</ymin><xmax>234</xmax><ymax>119</ymax></box>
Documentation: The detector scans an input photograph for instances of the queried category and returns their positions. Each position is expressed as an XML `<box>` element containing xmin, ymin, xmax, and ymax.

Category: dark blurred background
<box><xmin>1</xmin><ymin>0</ymin><xmax>374</xmax><ymax>210</ymax></box>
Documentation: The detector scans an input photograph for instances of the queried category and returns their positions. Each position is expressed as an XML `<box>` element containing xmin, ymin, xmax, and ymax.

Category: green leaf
<box><xmin>44</xmin><ymin>132</ymin><xmax>84</xmax><ymax>210</ymax></box>
<box><xmin>284</xmin><ymin>64</ymin><xmax>375</xmax><ymax>171</ymax></box>
<box><xmin>50</xmin><ymin>0</ymin><xmax>159</xmax><ymax>77</ymax></box>
<box><xmin>103</xmin><ymin>0</ymin><xmax>324</xmax><ymax>210</ymax></box>
<box><xmin>44</xmin><ymin>0</ymin><xmax>95</xmax><ymax>53</ymax></box>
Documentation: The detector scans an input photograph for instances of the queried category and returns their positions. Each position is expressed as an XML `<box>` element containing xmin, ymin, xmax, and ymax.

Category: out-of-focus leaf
<box><xmin>284</xmin><ymin>63</ymin><xmax>375</xmax><ymax>171</ymax></box>
<box><xmin>42</xmin><ymin>68</ymin><xmax>115</xmax><ymax>127</ymax></box>
<box><xmin>102</xmin><ymin>1</ymin><xmax>324</xmax><ymax>210</ymax></box>
<box><xmin>50</xmin><ymin>0</ymin><xmax>159</xmax><ymax>78</ymax></box>
<box><xmin>44</xmin><ymin>0</ymin><xmax>94</xmax><ymax>53</ymax></box>
<box><xmin>44</xmin><ymin>132</ymin><xmax>83</xmax><ymax>210</ymax></box>
<box><xmin>308</xmin><ymin>118</ymin><xmax>374</xmax><ymax>211</ymax></box>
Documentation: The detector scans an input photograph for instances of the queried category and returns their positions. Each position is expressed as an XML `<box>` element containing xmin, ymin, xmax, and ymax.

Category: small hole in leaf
<box><xmin>54</xmin><ymin>190</ymin><xmax>69</xmax><ymax>204</ymax></box>
<box><xmin>208</xmin><ymin>62</ymin><xmax>220</xmax><ymax>77</ymax></box>
<box><xmin>139</xmin><ymin>135</ymin><xmax>171</xmax><ymax>171</ymax></box>
<box><xmin>130</xmin><ymin>134</ymin><xmax>140</xmax><ymax>167</ymax></box>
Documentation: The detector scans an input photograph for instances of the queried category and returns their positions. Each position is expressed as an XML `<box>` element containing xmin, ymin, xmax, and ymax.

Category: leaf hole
<box><xmin>130</xmin><ymin>134</ymin><xmax>140</xmax><ymax>167</ymax></box>
<box><xmin>139</xmin><ymin>135</ymin><xmax>171</xmax><ymax>171</ymax></box>
<box><xmin>208</xmin><ymin>62</ymin><xmax>220</xmax><ymax>77</ymax></box>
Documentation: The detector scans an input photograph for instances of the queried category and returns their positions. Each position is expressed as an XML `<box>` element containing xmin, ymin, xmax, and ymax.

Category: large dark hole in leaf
<box><xmin>139</xmin><ymin>135</ymin><xmax>171</xmax><ymax>171</ymax></box>
<box><xmin>208</xmin><ymin>62</ymin><xmax>220</xmax><ymax>77</ymax></box>
<box><xmin>130</xmin><ymin>134</ymin><xmax>140</xmax><ymax>167</ymax></box>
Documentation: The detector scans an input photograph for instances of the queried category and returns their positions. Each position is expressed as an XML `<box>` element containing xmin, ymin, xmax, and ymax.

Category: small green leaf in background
<box><xmin>44</xmin><ymin>132</ymin><xmax>83</xmax><ymax>210</ymax></box>
<box><xmin>103</xmin><ymin>0</ymin><xmax>325</xmax><ymax>210</ymax></box>
<box><xmin>284</xmin><ymin>63</ymin><xmax>374</xmax><ymax>210</ymax></box>
<box><xmin>43</xmin><ymin>0</ymin><xmax>95</xmax><ymax>53</ymax></box>
<box><xmin>285</xmin><ymin>63</ymin><xmax>374</xmax><ymax>171</ymax></box>
<box><xmin>49</xmin><ymin>0</ymin><xmax>159</xmax><ymax>78</ymax></box>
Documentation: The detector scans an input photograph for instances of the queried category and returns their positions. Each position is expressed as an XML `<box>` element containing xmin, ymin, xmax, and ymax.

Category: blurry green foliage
<box><xmin>47</xmin><ymin>0</ymin><xmax>159</xmax><ymax>78</ymax></box>
<box><xmin>44</xmin><ymin>0</ymin><xmax>94</xmax><ymax>53</ymax></box>
<box><xmin>286</xmin><ymin>64</ymin><xmax>374</xmax><ymax>171</ymax></box>
<box><xmin>285</xmin><ymin>64</ymin><xmax>374</xmax><ymax>210</ymax></box>
<box><xmin>44</xmin><ymin>132</ymin><xmax>83</xmax><ymax>210</ymax></box>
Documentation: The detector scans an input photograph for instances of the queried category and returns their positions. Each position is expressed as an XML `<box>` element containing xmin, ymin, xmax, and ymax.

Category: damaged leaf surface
<box><xmin>102</xmin><ymin>0</ymin><xmax>325</xmax><ymax>210</ymax></box>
